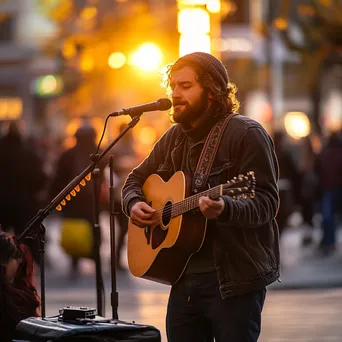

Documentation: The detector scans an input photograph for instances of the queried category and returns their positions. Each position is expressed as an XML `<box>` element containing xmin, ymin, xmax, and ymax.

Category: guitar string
<box><xmin>170</xmin><ymin>185</ymin><xmax>253</xmax><ymax>218</ymax></box>
<box><xmin>152</xmin><ymin>181</ymin><xmax>254</xmax><ymax>219</ymax></box>
<box><xmin>154</xmin><ymin>187</ymin><xmax>253</xmax><ymax>222</ymax></box>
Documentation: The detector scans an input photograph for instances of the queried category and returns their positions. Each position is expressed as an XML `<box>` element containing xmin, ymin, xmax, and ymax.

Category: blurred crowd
<box><xmin>0</xmin><ymin>119</ymin><xmax>138</xmax><ymax>278</ymax></box>
<box><xmin>0</xmin><ymin>118</ymin><xmax>341</xmax><ymax>280</ymax></box>
<box><xmin>274</xmin><ymin>128</ymin><xmax>342</xmax><ymax>256</ymax></box>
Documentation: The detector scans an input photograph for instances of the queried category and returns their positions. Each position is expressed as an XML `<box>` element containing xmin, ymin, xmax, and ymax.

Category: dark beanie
<box><xmin>173</xmin><ymin>52</ymin><xmax>229</xmax><ymax>91</ymax></box>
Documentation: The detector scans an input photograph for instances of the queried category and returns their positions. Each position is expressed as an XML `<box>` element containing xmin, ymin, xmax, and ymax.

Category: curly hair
<box><xmin>162</xmin><ymin>60</ymin><xmax>240</xmax><ymax>119</ymax></box>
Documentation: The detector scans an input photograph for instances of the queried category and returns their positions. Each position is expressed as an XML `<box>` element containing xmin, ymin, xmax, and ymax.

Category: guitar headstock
<box><xmin>222</xmin><ymin>171</ymin><xmax>256</xmax><ymax>200</ymax></box>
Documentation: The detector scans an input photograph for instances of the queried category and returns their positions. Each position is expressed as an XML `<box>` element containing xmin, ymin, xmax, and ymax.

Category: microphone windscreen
<box><xmin>157</xmin><ymin>98</ymin><xmax>172</xmax><ymax>111</ymax></box>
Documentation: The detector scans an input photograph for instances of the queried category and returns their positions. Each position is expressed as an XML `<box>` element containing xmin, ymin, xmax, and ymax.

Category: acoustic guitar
<box><xmin>127</xmin><ymin>171</ymin><xmax>256</xmax><ymax>285</ymax></box>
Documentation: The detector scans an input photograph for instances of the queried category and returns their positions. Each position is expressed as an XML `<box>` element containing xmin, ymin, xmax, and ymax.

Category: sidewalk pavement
<box><xmin>40</xmin><ymin>213</ymin><xmax>342</xmax><ymax>291</ymax></box>
<box><xmin>269</xmin><ymin>217</ymin><xmax>342</xmax><ymax>291</ymax></box>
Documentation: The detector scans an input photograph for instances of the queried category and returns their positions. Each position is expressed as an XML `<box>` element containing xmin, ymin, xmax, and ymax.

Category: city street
<box><xmin>1</xmin><ymin>0</ymin><xmax>341</xmax><ymax>340</ymax></box>
<box><xmin>35</xmin><ymin>213</ymin><xmax>342</xmax><ymax>341</ymax></box>
<box><xmin>43</xmin><ymin>284</ymin><xmax>342</xmax><ymax>342</ymax></box>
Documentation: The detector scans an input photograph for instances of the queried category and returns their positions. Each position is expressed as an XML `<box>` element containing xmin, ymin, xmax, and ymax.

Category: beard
<box><xmin>172</xmin><ymin>94</ymin><xmax>209</xmax><ymax>125</ymax></box>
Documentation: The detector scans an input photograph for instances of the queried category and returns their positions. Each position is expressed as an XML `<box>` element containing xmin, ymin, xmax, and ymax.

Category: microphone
<box><xmin>110</xmin><ymin>98</ymin><xmax>172</xmax><ymax>117</ymax></box>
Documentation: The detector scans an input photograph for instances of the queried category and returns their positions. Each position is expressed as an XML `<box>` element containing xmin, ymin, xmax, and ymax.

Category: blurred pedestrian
<box><xmin>298</xmin><ymin>135</ymin><xmax>319</xmax><ymax>246</ymax></box>
<box><xmin>0</xmin><ymin>229</ymin><xmax>40</xmax><ymax>342</ymax></box>
<box><xmin>0</xmin><ymin>121</ymin><xmax>47</xmax><ymax>264</ymax></box>
<box><xmin>106</xmin><ymin>124</ymin><xmax>138</xmax><ymax>271</ymax></box>
<box><xmin>317</xmin><ymin>131</ymin><xmax>342</xmax><ymax>255</ymax></box>
<box><xmin>273</xmin><ymin>131</ymin><xmax>300</xmax><ymax>237</ymax></box>
<box><xmin>49</xmin><ymin>122</ymin><xmax>104</xmax><ymax>278</ymax></box>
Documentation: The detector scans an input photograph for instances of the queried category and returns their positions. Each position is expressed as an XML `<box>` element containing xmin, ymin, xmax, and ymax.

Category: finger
<box><xmin>200</xmin><ymin>197</ymin><xmax>217</xmax><ymax>209</ymax></box>
<box><xmin>137</xmin><ymin>210</ymin><xmax>154</xmax><ymax>219</ymax></box>
<box><xmin>140</xmin><ymin>203</ymin><xmax>155</xmax><ymax>213</ymax></box>
<box><xmin>201</xmin><ymin>196</ymin><xmax>223</xmax><ymax>209</ymax></box>
<box><xmin>132</xmin><ymin>217</ymin><xmax>153</xmax><ymax>228</ymax></box>
<box><xmin>131</xmin><ymin>210</ymin><xmax>152</xmax><ymax>221</ymax></box>
<box><xmin>199</xmin><ymin>200</ymin><xmax>210</xmax><ymax>213</ymax></box>
<box><xmin>209</xmin><ymin>200</ymin><xmax>222</xmax><ymax>209</ymax></box>
<box><xmin>199</xmin><ymin>196</ymin><xmax>210</xmax><ymax>206</ymax></box>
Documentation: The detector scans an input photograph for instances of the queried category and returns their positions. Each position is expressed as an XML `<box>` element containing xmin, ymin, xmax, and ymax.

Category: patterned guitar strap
<box><xmin>192</xmin><ymin>113</ymin><xmax>238</xmax><ymax>194</ymax></box>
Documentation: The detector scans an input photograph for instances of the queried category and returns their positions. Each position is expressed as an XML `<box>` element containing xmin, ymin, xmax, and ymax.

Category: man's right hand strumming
<box><xmin>130</xmin><ymin>202</ymin><xmax>155</xmax><ymax>228</ymax></box>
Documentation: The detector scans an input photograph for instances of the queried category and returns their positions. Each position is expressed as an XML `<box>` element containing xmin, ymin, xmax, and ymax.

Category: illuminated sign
<box><xmin>0</xmin><ymin>97</ymin><xmax>22</xmax><ymax>120</ymax></box>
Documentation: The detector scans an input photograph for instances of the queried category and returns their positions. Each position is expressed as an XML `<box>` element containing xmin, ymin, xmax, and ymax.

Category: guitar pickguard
<box><xmin>151</xmin><ymin>225</ymin><xmax>168</xmax><ymax>249</ymax></box>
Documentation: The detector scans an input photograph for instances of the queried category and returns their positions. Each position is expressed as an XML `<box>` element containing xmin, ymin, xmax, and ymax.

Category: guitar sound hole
<box><xmin>162</xmin><ymin>201</ymin><xmax>172</xmax><ymax>226</ymax></box>
<box><xmin>151</xmin><ymin>201</ymin><xmax>172</xmax><ymax>250</ymax></box>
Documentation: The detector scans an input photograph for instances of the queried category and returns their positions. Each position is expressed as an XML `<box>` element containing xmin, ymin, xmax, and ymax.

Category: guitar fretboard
<box><xmin>171</xmin><ymin>185</ymin><xmax>223</xmax><ymax>218</ymax></box>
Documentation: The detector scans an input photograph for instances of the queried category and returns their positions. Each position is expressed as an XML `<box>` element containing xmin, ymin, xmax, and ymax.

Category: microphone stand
<box><xmin>91</xmin><ymin>166</ymin><xmax>104</xmax><ymax>317</ymax></box>
<box><xmin>109</xmin><ymin>155</ymin><xmax>119</xmax><ymax>319</ymax></box>
<box><xmin>18</xmin><ymin>115</ymin><xmax>141</xmax><ymax>318</ymax></box>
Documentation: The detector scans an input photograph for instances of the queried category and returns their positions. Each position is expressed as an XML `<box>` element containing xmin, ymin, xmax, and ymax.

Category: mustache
<box><xmin>172</xmin><ymin>100</ymin><xmax>187</xmax><ymax>106</ymax></box>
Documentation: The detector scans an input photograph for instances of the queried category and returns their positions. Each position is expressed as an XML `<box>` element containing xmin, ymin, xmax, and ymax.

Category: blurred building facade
<box><xmin>218</xmin><ymin>0</ymin><xmax>341</xmax><ymax>137</ymax></box>
<box><xmin>1</xmin><ymin>0</ymin><xmax>340</xmax><ymax>142</ymax></box>
<box><xmin>218</xmin><ymin>0</ymin><xmax>302</xmax><ymax>133</ymax></box>
<box><xmin>0</xmin><ymin>0</ymin><xmax>56</xmax><ymax>136</ymax></box>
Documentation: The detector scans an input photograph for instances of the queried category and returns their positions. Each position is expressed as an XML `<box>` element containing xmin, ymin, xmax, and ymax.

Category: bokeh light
<box><xmin>178</xmin><ymin>8</ymin><xmax>210</xmax><ymax>34</ymax></box>
<box><xmin>179</xmin><ymin>34</ymin><xmax>211</xmax><ymax>56</ymax></box>
<box><xmin>284</xmin><ymin>111</ymin><xmax>311</xmax><ymax>139</ymax></box>
<box><xmin>80</xmin><ymin>6</ymin><xmax>97</xmax><ymax>20</ymax></box>
<box><xmin>130</xmin><ymin>43</ymin><xmax>163</xmax><ymax>72</ymax></box>
<box><xmin>108</xmin><ymin>52</ymin><xmax>126</xmax><ymax>69</ymax></box>
<box><xmin>80</xmin><ymin>53</ymin><xmax>94</xmax><ymax>72</ymax></box>
<box><xmin>138</xmin><ymin>126</ymin><xmax>157</xmax><ymax>146</ymax></box>
<box><xmin>207</xmin><ymin>0</ymin><xmax>221</xmax><ymax>13</ymax></box>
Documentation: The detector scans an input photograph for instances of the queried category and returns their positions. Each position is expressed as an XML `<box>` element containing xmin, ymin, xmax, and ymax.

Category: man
<box><xmin>0</xmin><ymin>121</ymin><xmax>47</xmax><ymax>265</ymax></box>
<box><xmin>49</xmin><ymin>122</ymin><xmax>104</xmax><ymax>278</ymax></box>
<box><xmin>122</xmin><ymin>52</ymin><xmax>280</xmax><ymax>341</ymax></box>
<box><xmin>317</xmin><ymin>131</ymin><xmax>342</xmax><ymax>255</ymax></box>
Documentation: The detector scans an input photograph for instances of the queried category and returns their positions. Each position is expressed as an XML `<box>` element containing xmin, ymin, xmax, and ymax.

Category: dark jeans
<box><xmin>166</xmin><ymin>271</ymin><xmax>266</xmax><ymax>342</ymax></box>
<box><xmin>321</xmin><ymin>188</ymin><xmax>342</xmax><ymax>246</ymax></box>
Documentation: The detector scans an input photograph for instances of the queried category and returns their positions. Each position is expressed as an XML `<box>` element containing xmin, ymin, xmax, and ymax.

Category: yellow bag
<box><xmin>60</xmin><ymin>218</ymin><xmax>93</xmax><ymax>258</ymax></box>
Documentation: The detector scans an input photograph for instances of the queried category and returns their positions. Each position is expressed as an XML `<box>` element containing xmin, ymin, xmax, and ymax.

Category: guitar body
<box><xmin>127</xmin><ymin>171</ymin><xmax>207</xmax><ymax>285</ymax></box>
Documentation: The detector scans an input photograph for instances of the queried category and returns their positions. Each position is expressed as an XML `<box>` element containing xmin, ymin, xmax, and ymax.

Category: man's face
<box><xmin>170</xmin><ymin>66</ymin><xmax>211</xmax><ymax>126</ymax></box>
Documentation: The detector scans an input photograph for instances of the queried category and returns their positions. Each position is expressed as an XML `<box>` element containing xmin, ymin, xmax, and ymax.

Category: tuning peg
<box><xmin>241</xmin><ymin>194</ymin><xmax>247</xmax><ymax>199</ymax></box>
<box><xmin>249</xmin><ymin>191</ymin><xmax>255</xmax><ymax>199</ymax></box>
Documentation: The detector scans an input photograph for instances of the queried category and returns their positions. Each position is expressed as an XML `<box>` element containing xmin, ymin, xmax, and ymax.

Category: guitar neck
<box><xmin>171</xmin><ymin>185</ymin><xmax>222</xmax><ymax>218</ymax></box>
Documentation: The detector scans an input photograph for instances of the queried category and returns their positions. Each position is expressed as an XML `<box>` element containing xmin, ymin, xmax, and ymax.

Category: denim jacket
<box><xmin>122</xmin><ymin>114</ymin><xmax>280</xmax><ymax>298</ymax></box>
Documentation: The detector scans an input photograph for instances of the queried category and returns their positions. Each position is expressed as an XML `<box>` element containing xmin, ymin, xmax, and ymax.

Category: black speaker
<box><xmin>14</xmin><ymin>316</ymin><xmax>161</xmax><ymax>342</ymax></box>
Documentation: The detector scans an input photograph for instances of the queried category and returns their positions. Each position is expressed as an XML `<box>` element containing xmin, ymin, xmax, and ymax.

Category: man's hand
<box><xmin>199</xmin><ymin>196</ymin><xmax>225</xmax><ymax>219</ymax></box>
<box><xmin>130</xmin><ymin>201</ymin><xmax>155</xmax><ymax>228</ymax></box>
